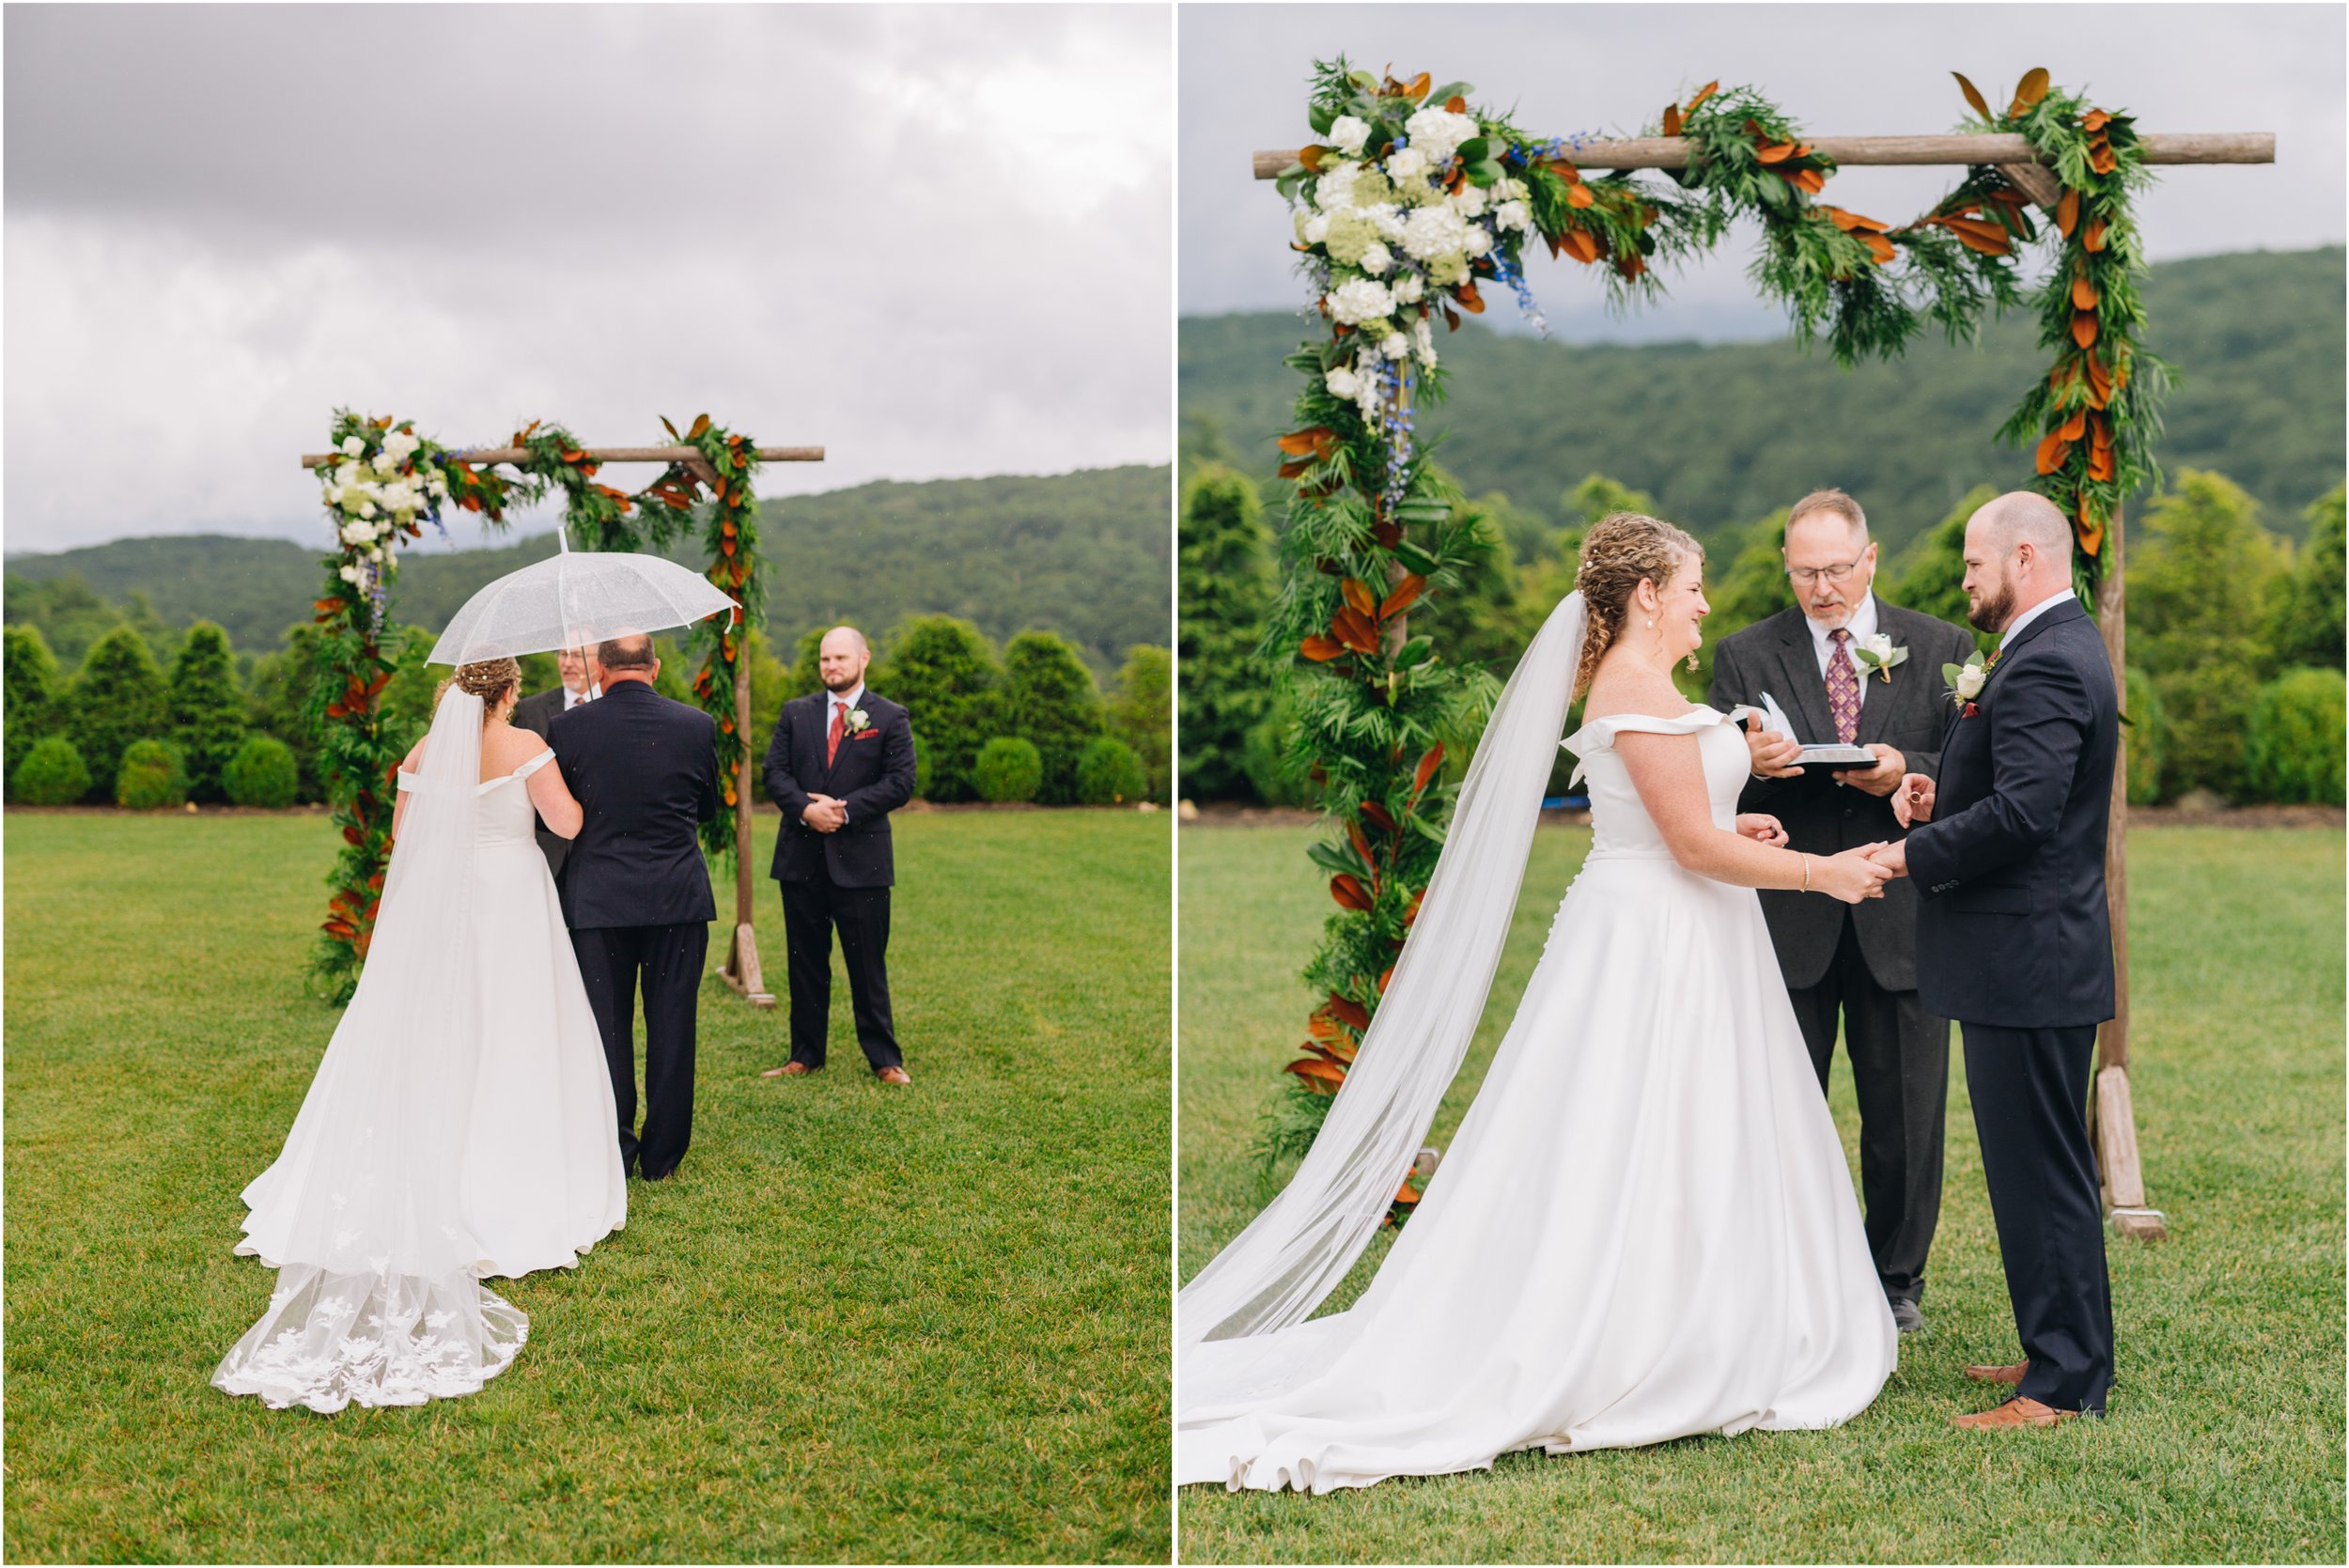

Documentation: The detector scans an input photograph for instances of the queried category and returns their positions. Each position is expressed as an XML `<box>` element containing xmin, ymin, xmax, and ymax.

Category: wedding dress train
<box><xmin>215</xmin><ymin>689</ymin><xmax>626</xmax><ymax>1413</ymax></box>
<box><xmin>1176</xmin><ymin>597</ymin><xmax>1894</xmax><ymax>1492</ymax></box>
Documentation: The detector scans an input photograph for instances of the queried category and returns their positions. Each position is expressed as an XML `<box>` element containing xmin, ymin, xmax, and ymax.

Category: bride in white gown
<box><xmin>215</xmin><ymin>659</ymin><xmax>628</xmax><ymax>1413</ymax></box>
<box><xmin>1177</xmin><ymin>512</ymin><xmax>1901</xmax><ymax>1492</ymax></box>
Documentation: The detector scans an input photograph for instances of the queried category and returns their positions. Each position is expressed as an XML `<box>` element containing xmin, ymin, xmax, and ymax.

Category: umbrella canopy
<box><xmin>427</xmin><ymin>538</ymin><xmax>738</xmax><ymax>666</ymax></box>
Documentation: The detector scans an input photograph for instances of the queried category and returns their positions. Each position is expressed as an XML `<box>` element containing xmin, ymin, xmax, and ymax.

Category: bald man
<box><xmin>760</xmin><ymin>626</ymin><xmax>919</xmax><ymax>1082</ymax></box>
<box><xmin>1871</xmin><ymin>491</ymin><xmax>2121</xmax><ymax>1429</ymax></box>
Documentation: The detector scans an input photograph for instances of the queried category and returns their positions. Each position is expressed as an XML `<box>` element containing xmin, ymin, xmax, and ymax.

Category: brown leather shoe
<box><xmin>760</xmin><ymin>1062</ymin><xmax>814</xmax><ymax>1079</ymax></box>
<box><xmin>1965</xmin><ymin>1360</ymin><xmax>2030</xmax><ymax>1386</ymax></box>
<box><xmin>876</xmin><ymin>1065</ymin><xmax>911</xmax><ymax>1085</ymax></box>
<box><xmin>1952</xmin><ymin>1396</ymin><xmax>2077</xmax><ymax>1430</ymax></box>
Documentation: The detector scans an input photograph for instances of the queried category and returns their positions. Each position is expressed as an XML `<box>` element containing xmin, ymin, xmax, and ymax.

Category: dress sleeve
<box><xmin>1560</xmin><ymin>707</ymin><xmax>1735</xmax><ymax>789</ymax></box>
<box><xmin>513</xmin><ymin>749</ymin><xmax>556</xmax><ymax>781</ymax></box>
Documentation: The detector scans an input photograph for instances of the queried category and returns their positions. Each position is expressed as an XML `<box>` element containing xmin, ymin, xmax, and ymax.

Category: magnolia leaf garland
<box><xmin>1263</xmin><ymin>59</ymin><xmax>2163</xmax><ymax>1168</ymax></box>
<box><xmin>306</xmin><ymin>411</ymin><xmax>763</xmax><ymax>998</ymax></box>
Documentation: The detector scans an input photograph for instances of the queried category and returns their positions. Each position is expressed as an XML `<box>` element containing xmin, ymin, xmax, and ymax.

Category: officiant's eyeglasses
<box><xmin>1786</xmin><ymin>557</ymin><xmax>1865</xmax><ymax>585</ymax></box>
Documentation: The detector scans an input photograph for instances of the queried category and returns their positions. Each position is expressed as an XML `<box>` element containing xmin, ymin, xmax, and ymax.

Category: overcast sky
<box><xmin>1180</xmin><ymin>3</ymin><xmax>2345</xmax><ymax>338</ymax></box>
<box><xmin>4</xmin><ymin>3</ymin><xmax>1171</xmax><ymax>554</ymax></box>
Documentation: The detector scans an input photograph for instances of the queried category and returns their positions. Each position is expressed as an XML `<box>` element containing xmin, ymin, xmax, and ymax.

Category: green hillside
<box><xmin>5</xmin><ymin>465</ymin><xmax>1170</xmax><ymax>676</ymax></box>
<box><xmin>1182</xmin><ymin>247</ymin><xmax>2345</xmax><ymax>553</ymax></box>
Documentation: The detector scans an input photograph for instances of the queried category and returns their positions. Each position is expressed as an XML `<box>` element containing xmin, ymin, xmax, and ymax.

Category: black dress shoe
<box><xmin>1889</xmin><ymin>1296</ymin><xmax>1927</xmax><ymax>1335</ymax></box>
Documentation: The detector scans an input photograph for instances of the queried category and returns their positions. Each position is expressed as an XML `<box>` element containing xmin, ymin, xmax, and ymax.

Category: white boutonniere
<box><xmin>844</xmin><ymin>707</ymin><xmax>870</xmax><ymax>735</ymax></box>
<box><xmin>1941</xmin><ymin>648</ymin><xmax>1998</xmax><ymax>714</ymax></box>
<box><xmin>1852</xmin><ymin>632</ymin><xmax>1907</xmax><ymax>685</ymax></box>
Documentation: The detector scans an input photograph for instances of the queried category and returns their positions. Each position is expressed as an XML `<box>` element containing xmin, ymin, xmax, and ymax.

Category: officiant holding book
<box><xmin>1707</xmin><ymin>488</ymin><xmax>1979</xmax><ymax>1336</ymax></box>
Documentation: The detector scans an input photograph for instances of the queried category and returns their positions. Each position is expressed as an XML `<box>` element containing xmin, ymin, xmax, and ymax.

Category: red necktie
<box><xmin>826</xmin><ymin>700</ymin><xmax>844</xmax><ymax>767</ymax></box>
<box><xmin>1827</xmin><ymin>629</ymin><xmax>1860</xmax><ymax>744</ymax></box>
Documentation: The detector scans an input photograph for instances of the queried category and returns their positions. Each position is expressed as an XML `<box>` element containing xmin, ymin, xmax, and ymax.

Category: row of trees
<box><xmin>6</xmin><ymin>607</ymin><xmax>1173</xmax><ymax>811</ymax></box>
<box><xmin>1180</xmin><ymin>461</ymin><xmax>2345</xmax><ymax>807</ymax></box>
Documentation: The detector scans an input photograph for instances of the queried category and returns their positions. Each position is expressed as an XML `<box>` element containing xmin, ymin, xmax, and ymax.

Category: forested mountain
<box><xmin>1181</xmin><ymin>247</ymin><xmax>2344</xmax><ymax>555</ymax></box>
<box><xmin>6</xmin><ymin>465</ymin><xmax>1170</xmax><ymax>676</ymax></box>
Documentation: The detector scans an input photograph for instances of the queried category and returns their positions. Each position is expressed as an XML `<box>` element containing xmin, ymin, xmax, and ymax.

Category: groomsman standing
<box><xmin>511</xmin><ymin>647</ymin><xmax>599</xmax><ymax>878</ymax></box>
<box><xmin>1707</xmin><ymin>488</ymin><xmax>1979</xmax><ymax>1335</ymax></box>
<box><xmin>761</xmin><ymin>627</ymin><xmax>919</xmax><ymax>1084</ymax></box>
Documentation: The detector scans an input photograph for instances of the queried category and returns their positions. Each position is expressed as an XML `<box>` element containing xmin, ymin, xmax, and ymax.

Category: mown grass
<box><xmin>5</xmin><ymin>808</ymin><xmax>1172</xmax><ymax>1563</ymax></box>
<box><xmin>1178</xmin><ymin>823</ymin><xmax>2344</xmax><ymax>1564</ymax></box>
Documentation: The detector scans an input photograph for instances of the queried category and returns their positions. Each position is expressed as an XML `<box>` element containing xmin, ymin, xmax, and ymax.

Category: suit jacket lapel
<box><xmin>1772</xmin><ymin>613</ymin><xmax>1840</xmax><ymax>745</ymax></box>
<box><xmin>1853</xmin><ymin>610</ymin><xmax>1912</xmax><ymax>747</ymax></box>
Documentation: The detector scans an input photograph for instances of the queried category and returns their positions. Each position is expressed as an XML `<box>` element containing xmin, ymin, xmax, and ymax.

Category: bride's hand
<box><xmin>1811</xmin><ymin>846</ymin><xmax>1895</xmax><ymax>904</ymax></box>
<box><xmin>1735</xmin><ymin>814</ymin><xmax>1789</xmax><ymax>846</ymax></box>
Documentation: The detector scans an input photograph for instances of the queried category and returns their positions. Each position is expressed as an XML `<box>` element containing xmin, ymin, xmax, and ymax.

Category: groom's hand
<box><xmin>1866</xmin><ymin>840</ymin><xmax>1908</xmax><ymax>877</ymax></box>
<box><xmin>1743</xmin><ymin>713</ymin><xmax>1804</xmax><ymax>779</ymax></box>
<box><xmin>1893</xmin><ymin>772</ymin><xmax>1935</xmax><ymax>828</ymax></box>
<box><xmin>1838</xmin><ymin>744</ymin><xmax>1906</xmax><ymax>797</ymax></box>
<box><xmin>802</xmin><ymin>795</ymin><xmax>847</xmax><ymax>833</ymax></box>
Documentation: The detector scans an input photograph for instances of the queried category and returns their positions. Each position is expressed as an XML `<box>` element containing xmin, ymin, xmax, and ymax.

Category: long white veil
<box><xmin>215</xmin><ymin>686</ymin><xmax>523</xmax><ymax>1412</ymax></box>
<box><xmin>1177</xmin><ymin>591</ymin><xmax>1590</xmax><ymax>1349</ymax></box>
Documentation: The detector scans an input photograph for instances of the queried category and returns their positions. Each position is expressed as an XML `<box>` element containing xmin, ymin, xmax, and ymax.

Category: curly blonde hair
<box><xmin>1572</xmin><ymin>512</ymin><xmax>1704</xmax><ymax>699</ymax></box>
<box><xmin>436</xmin><ymin>657</ymin><xmax>521</xmax><ymax>719</ymax></box>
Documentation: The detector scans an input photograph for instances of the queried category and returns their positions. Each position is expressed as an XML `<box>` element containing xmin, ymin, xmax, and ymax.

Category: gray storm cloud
<box><xmin>4</xmin><ymin>4</ymin><xmax>1172</xmax><ymax>552</ymax></box>
<box><xmin>1180</xmin><ymin>3</ymin><xmax>2343</xmax><ymax>335</ymax></box>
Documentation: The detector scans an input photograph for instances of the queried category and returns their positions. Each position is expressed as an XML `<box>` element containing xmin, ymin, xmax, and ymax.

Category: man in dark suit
<box><xmin>510</xmin><ymin>646</ymin><xmax>598</xmax><ymax>878</ymax></box>
<box><xmin>1708</xmin><ymin>488</ymin><xmax>1980</xmax><ymax>1337</ymax></box>
<box><xmin>1874</xmin><ymin>489</ymin><xmax>2120</xmax><ymax>1429</ymax></box>
<box><xmin>549</xmin><ymin>633</ymin><xmax>718</xmax><ymax>1180</ymax></box>
<box><xmin>759</xmin><ymin>626</ymin><xmax>918</xmax><ymax>1083</ymax></box>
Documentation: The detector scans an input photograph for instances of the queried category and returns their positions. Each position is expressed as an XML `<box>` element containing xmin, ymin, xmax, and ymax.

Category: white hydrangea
<box><xmin>1414</xmin><ymin>318</ymin><xmax>1439</xmax><ymax>365</ymax></box>
<box><xmin>383</xmin><ymin>429</ymin><xmax>420</xmax><ymax>460</ymax></box>
<box><xmin>1404</xmin><ymin>105</ymin><xmax>1480</xmax><ymax>166</ymax></box>
<box><xmin>1495</xmin><ymin>200</ymin><xmax>1531</xmax><ymax>233</ymax></box>
<box><xmin>1303</xmin><ymin>213</ymin><xmax>1330</xmax><ymax>244</ymax></box>
<box><xmin>427</xmin><ymin>472</ymin><xmax>449</xmax><ymax>498</ymax></box>
<box><xmin>334</xmin><ymin>461</ymin><xmax>361</xmax><ymax>490</ymax></box>
<box><xmin>1329</xmin><ymin>115</ymin><xmax>1370</xmax><ymax>156</ymax></box>
<box><xmin>1360</xmin><ymin>242</ymin><xmax>1393</xmax><ymax>276</ymax></box>
<box><xmin>1382</xmin><ymin>332</ymin><xmax>1410</xmax><ymax>362</ymax></box>
<box><xmin>1326</xmin><ymin>276</ymin><xmax>1396</xmax><ymax>326</ymax></box>
<box><xmin>1399</xmin><ymin>204</ymin><xmax>1470</xmax><ymax>263</ymax></box>
<box><xmin>1363</xmin><ymin>202</ymin><xmax>1406</xmax><ymax>241</ymax></box>
<box><xmin>1386</xmin><ymin>146</ymin><xmax>1429</xmax><ymax>183</ymax></box>
<box><xmin>1314</xmin><ymin>162</ymin><xmax>1362</xmax><ymax>212</ymax></box>
<box><xmin>1392</xmin><ymin>272</ymin><xmax>1426</xmax><ymax>305</ymax></box>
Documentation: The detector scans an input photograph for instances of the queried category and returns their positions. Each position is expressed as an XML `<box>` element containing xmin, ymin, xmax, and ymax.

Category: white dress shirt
<box><xmin>563</xmin><ymin>683</ymin><xmax>600</xmax><ymax>711</ymax></box>
<box><xmin>1805</xmin><ymin>592</ymin><xmax>1880</xmax><ymax>709</ymax></box>
<box><xmin>826</xmin><ymin>683</ymin><xmax>865</xmax><ymax>820</ymax></box>
<box><xmin>1999</xmin><ymin>589</ymin><xmax>2077</xmax><ymax>652</ymax></box>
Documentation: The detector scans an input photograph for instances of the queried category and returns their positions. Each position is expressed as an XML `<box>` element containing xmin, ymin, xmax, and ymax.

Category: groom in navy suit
<box><xmin>760</xmin><ymin>626</ymin><xmax>918</xmax><ymax>1083</ymax></box>
<box><xmin>1871</xmin><ymin>490</ymin><xmax>2120</xmax><ymax>1428</ymax></box>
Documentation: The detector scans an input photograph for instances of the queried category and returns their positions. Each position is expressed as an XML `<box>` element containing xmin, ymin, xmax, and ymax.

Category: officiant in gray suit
<box><xmin>511</xmin><ymin>646</ymin><xmax>599</xmax><ymax>878</ymax></box>
<box><xmin>1706</xmin><ymin>488</ymin><xmax>1979</xmax><ymax>1335</ymax></box>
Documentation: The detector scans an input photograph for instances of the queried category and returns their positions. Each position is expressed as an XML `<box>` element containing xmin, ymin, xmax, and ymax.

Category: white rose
<box><xmin>359</xmin><ymin>502</ymin><xmax>378</xmax><ymax>519</ymax></box>
<box><xmin>1452</xmin><ymin>182</ymin><xmax>1488</xmax><ymax>219</ymax></box>
<box><xmin>1392</xmin><ymin>272</ymin><xmax>1425</xmax><ymax>304</ymax></box>
<box><xmin>1326</xmin><ymin>276</ymin><xmax>1396</xmax><ymax>326</ymax></box>
<box><xmin>1386</xmin><ymin>146</ymin><xmax>1428</xmax><ymax>183</ymax></box>
<box><xmin>1413</xmin><ymin>318</ymin><xmax>1438</xmax><ymax>363</ymax></box>
<box><xmin>1325</xmin><ymin>365</ymin><xmax>1362</xmax><ymax>401</ymax></box>
<box><xmin>1465</xmin><ymin>225</ymin><xmax>1494</xmax><ymax>257</ymax></box>
<box><xmin>1861</xmin><ymin>632</ymin><xmax>1895</xmax><ymax>663</ymax></box>
<box><xmin>1403</xmin><ymin>105</ymin><xmax>1479</xmax><ymax>166</ymax></box>
<box><xmin>340</xmin><ymin>435</ymin><xmax>365</xmax><ymax>458</ymax></box>
<box><xmin>339</xmin><ymin>563</ymin><xmax>363</xmax><ymax>583</ymax></box>
<box><xmin>1495</xmin><ymin>200</ymin><xmax>1531</xmax><ymax>233</ymax></box>
<box><xmin>374</xmin><ymin>452</ymin><xmax>400</xmax><ymax>474</ymax></box>
<box><xmin>1382</xmin><ymin>333</ymin><xmax>1410</xmax><ymax>363</ymax></box>
<box><xmin>1398</xmin><ymin>204</ymin><xmax>1469</xmax><ymax>263</ymax></box>
<box><xmin>368</xmin><ymin>546</ymin><xmax>384</xmax><ymax>563</ymax></box>
<box><xmin>1955</xmin><ymin>664</ymin><xmax>1987</xmax><ymax>700</ymax></box>
<box><xmin>322</xmin><ymin>484</ymin><xmax>343</xmax><ymax>507</ymax></box>
<box><xmin>1303</xmin><ymin>213</ymin><xmax>1330</xmax><ymax>244</ymax></box>
<box><xmin>428</xmin><ymin>474</ymin><xmax>449</xmax><ymax>497</ymax></box>
<box><xmin>1360</xmin><ymin>242</ymin><xmax>1392</xmax><ymax>276</ymax></box>
<box><xmin>1329</xmin><ymin>115</ymin><xmax>1370</xmax><ymax>156</ymax></box>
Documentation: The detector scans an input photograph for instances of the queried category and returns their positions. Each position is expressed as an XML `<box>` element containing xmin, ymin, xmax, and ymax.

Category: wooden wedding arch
<box><xmin>1251</xmin><ymin>123</ymin><xmax>2280</xmax><ymax>1242</ymax></box>
<box><xmin>298</xmin><ymin>438</ymin><xmax>823</xmax><ymax>1010</ymax></box>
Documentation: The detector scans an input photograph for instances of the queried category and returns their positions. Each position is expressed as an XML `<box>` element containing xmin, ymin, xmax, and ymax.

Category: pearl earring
<box><xmin>1645</xmin><ymin>616</ymin><xmax>1655</xmax><ymax>629</ymax></box>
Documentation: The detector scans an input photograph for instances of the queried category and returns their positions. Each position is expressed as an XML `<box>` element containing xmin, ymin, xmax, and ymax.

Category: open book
<box><xmin>1752</xmin><ymin>691</ymin><xmax>1876</xmax><ymax>768</ymax></box>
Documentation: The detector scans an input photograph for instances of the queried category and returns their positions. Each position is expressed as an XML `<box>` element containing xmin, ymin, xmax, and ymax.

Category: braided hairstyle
<box><xmin>1571</xmin><ymin>512</ymin><xmax>1704</xmax><ymax>700</ymax></box>
<box><xmin>436</xmin><ymin>657</ymin><xmax>521</xmax><ymax>721</ymax></box>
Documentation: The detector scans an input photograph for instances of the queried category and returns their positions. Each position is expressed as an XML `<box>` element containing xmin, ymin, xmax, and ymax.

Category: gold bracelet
<box><xmin>1801</xmin><ymin>852</ymin><xmax>1812</xmax><ymax>892</ymax></box>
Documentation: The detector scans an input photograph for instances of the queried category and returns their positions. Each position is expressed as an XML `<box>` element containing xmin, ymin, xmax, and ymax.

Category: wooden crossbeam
<box><xmin>300</xmin><ymin>443</ymin><xmax>822</xmax><ymax>469</ymax></box>
<box><xmin>1250</xmin><ymin>132</ymin><xmax>2274</xmax><ymax>179</ymax></box>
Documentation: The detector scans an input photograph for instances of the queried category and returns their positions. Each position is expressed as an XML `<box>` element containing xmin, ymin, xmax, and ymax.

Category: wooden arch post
<box><xmin>1252</xmin><ymin>127</ymin><xmax>2280</xmax><ymax>1241</ymax></box>
<box><xmin>299</xmin><ymin>439</ymin><xmax>825</xmax><ymax>1010</ymax></box>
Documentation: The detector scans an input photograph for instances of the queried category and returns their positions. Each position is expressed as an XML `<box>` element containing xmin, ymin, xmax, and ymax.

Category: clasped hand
<box><xmin>802</xmin><ymin>794</ymin><xmax>848</xmax><ymax>833</ymax></box>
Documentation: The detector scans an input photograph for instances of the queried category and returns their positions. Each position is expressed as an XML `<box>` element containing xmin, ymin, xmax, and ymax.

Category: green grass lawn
<box><xmin>5</xmin><ymin>808</ymin><xmax>1172</xmax><ymax>1563</ymax></box>
<box><xmin>1179</xmin><ymin>823</ymin><xmax>2344</xmax><ymax>1564</ymax></box>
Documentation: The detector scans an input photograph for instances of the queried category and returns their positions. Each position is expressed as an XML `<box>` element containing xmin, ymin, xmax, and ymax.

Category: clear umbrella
<box><xmin>426</xmin><ymin>532</ymin><xmax>737</xmax><ymax>665</ymax></box>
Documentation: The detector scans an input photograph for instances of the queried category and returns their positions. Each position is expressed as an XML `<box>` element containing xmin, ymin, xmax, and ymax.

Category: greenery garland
<box><xmin>306</xmin><ymin>410</ymin><xmax>761</xmax><ymax>1000</ymax></box>
<box><xmin>1262</xmin><ymin>60</ymin><xmax>2162</xmax><ymax>1201</ymax></box>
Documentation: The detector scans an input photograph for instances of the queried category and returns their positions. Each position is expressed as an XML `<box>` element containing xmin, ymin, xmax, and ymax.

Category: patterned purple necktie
<box><xmin>1827</xmin><ymin>629</ymin><xmax>1860</xmax><ymax>744</ymax></box>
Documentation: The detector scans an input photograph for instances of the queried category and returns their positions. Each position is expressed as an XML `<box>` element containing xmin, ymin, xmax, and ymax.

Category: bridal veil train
<box><xmin>215</xmin><ymin>676</ymin><xmax>626</xmax><ymax>1413</ymax></box>
<box><xmin>1177</xmin><ymin>532</ymin><xmax>1896</xmax><ymax>1493</ymax></box>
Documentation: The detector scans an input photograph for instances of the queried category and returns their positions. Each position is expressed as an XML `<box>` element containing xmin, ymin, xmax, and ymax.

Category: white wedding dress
<box><xmin>215</xmin><ymin>689</ymin><xmax>627</xmax><ymax>1413</ymax></box>
<box><xmin>1176</xmin><ymin>594</ymin><xmax>1894</xmax><ymax>1493</ymax></box>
